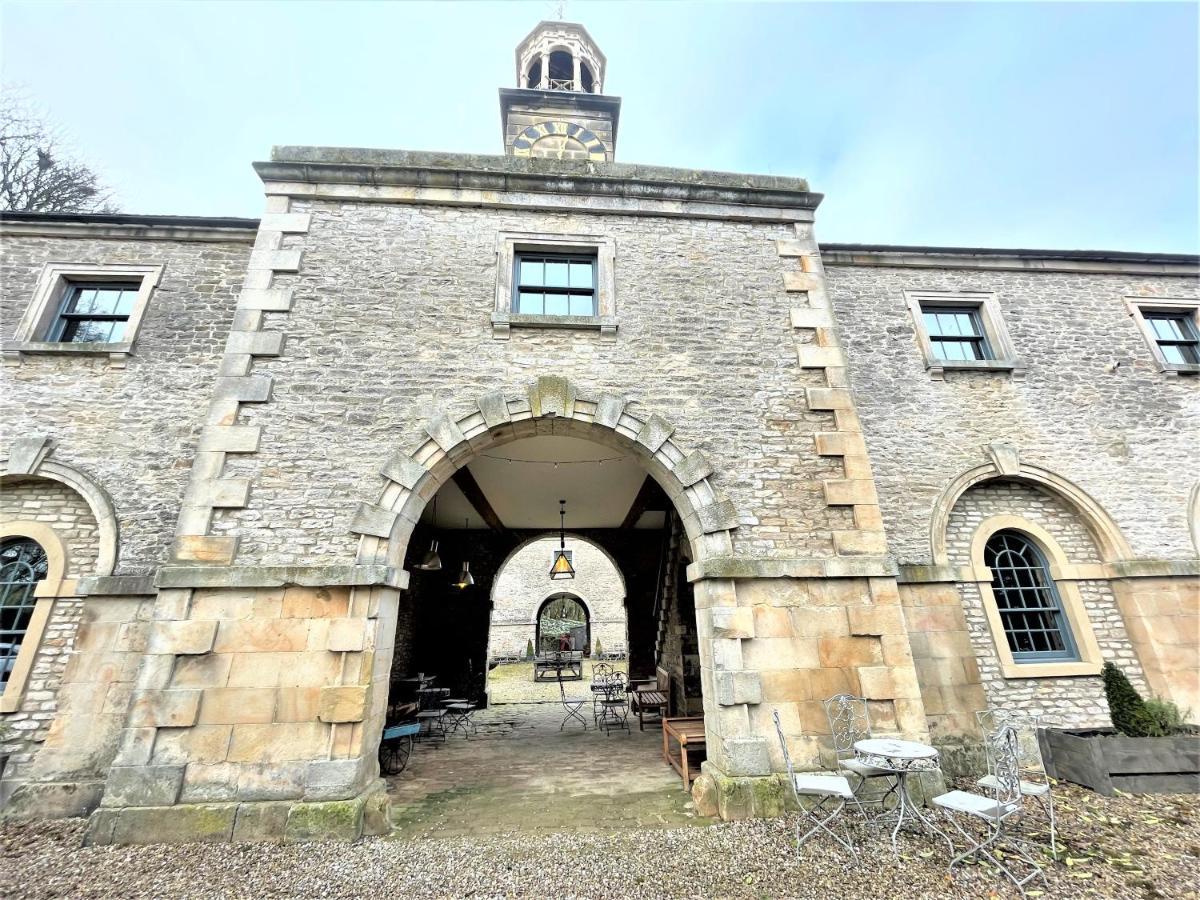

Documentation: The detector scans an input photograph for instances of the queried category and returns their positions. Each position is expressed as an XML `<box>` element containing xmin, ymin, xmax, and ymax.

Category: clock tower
<box><xmin>500</xmin><ymin>21</ymin><xmax>621</xmax><ymax>162</ymax></box>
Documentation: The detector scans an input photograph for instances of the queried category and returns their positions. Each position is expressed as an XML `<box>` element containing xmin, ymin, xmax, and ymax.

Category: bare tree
<box><xmin>0</xmin><ymin>91</ymin><xmax>116</xmax><ymax>213</ymax></box>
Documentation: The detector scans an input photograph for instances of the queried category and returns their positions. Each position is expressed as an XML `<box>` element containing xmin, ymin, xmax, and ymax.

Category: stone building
<box><xmin>487</xmin><ymin>534</ymin><xmax>628</xmax><ymax>662</ymax></box>
<box><xmin>0</xmin><ymin>20</ymin><xmax>1196</xmax><ymax>842</ymax></box>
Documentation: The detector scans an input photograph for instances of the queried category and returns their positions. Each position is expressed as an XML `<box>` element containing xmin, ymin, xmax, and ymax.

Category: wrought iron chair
<box><xmin>933</xmin><ymin>724</ymin><xmax>1045</xmax><ymax>896</ymax></box>
<box><xmin>974</xmin><ymin>709</ymin><xmax>1058</xmax><ymax>859</ymax></box>
<box><xmin>590</xmin><ymin>662</ymin><xmax>614</xmax><ymax>724</ymax></box>
<box><xmin>822</xmin><ymin>693</ymin><xmax>900</xmax><ymax>809</ymax></box>
<box><xmin>597</xmin><ymin>671</ymin><xmax>630</xmax><ymax>735</ymax></box>
<box><xmin>557</xmin><ymin>672</ymin><xmax>587</xmax><ymax>731</ymax></box>
<box><xmin>772</xmin><ymin>709</ymin><xmax>859</xmax><ymax>859</ymax></box>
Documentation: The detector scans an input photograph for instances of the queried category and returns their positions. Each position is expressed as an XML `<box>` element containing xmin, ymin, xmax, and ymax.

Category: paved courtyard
<box><xmin>486</xmin><ymin>659</ymin><xmax>629</xmax><ymax>703</ymax></box>
<box><xmin>387</xmin><ymin>701</ymin><xmax>700</xmax><ymax>838</ymax></box>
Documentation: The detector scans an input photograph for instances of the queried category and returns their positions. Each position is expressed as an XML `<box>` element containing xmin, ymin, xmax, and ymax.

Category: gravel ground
<box><xmin>1</xmin><ymin>783</ymin><xmax>1196</xmax><ymax>899</ymax></box>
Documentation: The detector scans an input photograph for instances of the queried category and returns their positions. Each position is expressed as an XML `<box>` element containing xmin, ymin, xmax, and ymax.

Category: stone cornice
<box><xmin>254</xmin><ymin>148</ymin><xmax>821</xmax><ymax>221</ymax></box>
<box><xmin>0</xmin><ymin>212</ymin><xmax>258</xmax><ymax>243</ymax></box>
<box><xmin>155</xmin><ymin>565</ymin><xmax>408</xmax><ymax>590</ymax></box>
<box><xmin>821</xmin><ymin>243</ymin><xmax>1199</xmax><ymax>276</ymax></box>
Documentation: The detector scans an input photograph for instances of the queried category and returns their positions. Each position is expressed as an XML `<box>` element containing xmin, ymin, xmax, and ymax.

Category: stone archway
<box><xmin>345</xmin><ymin>376</ymin><xmax>739</xmax><ymax>806</ymax></box>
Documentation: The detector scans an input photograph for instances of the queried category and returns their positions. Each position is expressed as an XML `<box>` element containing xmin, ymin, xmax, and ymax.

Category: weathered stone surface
<box><xmin>232</xmin><ymin>800</ymin><xmax>292</xmax><ymax>841</ymax></box>
<box><xmin>304</xmin><ymin>758</ymin><xmax>365</xmax><ymax>801</ymax></box>
<box><xmin>147</xmin><ymin>620</ymin><xmax>217</xmax><ymax>656</ymax></box>
<box><xmin>318</xmin><ymin>686</ymin><xmax>368</xmax><ymax>723</ymax></box>
<box><xmin>348</xmin><ymin>503</ymin><xmax>399</xmax><ymax>539</ymax></box>
<box><xmin>110</xmin><ymin>803</ymin><xmax>237</xmax><ymax>844</ymax></box>
<box><xmin>4</xmin><ymin>434</ymin><xmax>52</xmax><ymax>474</ymax></box>
<box><xmin>714</xmin><ymin>671</ymin><xmax>763</xmax><ymax>706</ymax></box>
<box><xmin>593</xmin><ymin>393</ymin><xmax>626</xmax><ymax>428</ymax></box>
<box><xmin>284</xmin><ymin>796</ymin><xmax>365</xmax><ymax>842</ymax></box>
<box><xmin>672</xmin><ymin>450</ymin><xmax>713</xmax><ymax>487</ymax></box>
<box><xmin>102</xmin><ymin>765</ymin><xmax>184</xmax><ymax>807</ymax></box>
<box><xmin>635</xmin><ymin>414</ymin><xmax>674</xmax><ymax>452</ymax></box>
<box><xmin>527</xmin><ymin>375</ymin><xmax>576</xmax><ymax>417</ymax></box>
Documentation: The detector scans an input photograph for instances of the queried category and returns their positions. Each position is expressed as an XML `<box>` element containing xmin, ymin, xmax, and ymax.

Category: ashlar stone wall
<box><xmin>824</xmin><ymin>263</ymin><xmax>1199</xmax><ymax>564</ymax></box>
<box><xmin>487</xmin><ymin>535</ymin><xmax>627</xmax><ymax>661</ymax></box>
<box><xmin>1</xmin><ymin>231</ymin><xmax>252</xmax><ymax>574</ymax></box>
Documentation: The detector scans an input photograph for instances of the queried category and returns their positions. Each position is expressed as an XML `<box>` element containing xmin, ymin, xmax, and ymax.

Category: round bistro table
<box><xmin>853</xmin><ymin>737</ymin><xmax>954</xmax><ymax>856</ymax></box>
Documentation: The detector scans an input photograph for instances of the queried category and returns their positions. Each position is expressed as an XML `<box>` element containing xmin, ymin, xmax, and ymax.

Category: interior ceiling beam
<box><xmin>620</xmin><ymin>475</ymin><xmax>666</xmax><ymax>530</ymax></box>
<box><xmin>453</xmin><ymin>467</ymin><xmax>509</xmax><ymax>534</ymax></box>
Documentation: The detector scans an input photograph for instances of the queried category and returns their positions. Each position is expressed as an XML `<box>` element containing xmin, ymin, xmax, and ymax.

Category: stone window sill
<box><xmin>1160</xmin><ymin>362</ymin><xmax>1200</xmax><ymax>376</ymax></box>
<box><xmin>999</xmin><ymin>660</ymin><xmax>1101</xmax><ymax>680</ymax></box>
<box><xmin>927</xmin><ymin>358</ymin><xmax>1024</xmax><ymax>380</ymax></box>
<box><xmin>491</xmin><ymin>312</ymin><xmax>618</xmax><ymax>341</ymax></box>
<box><xmin>2</xmin><ymin>340</ymin><xmax>133</xmax><ymax>369</ymax></box>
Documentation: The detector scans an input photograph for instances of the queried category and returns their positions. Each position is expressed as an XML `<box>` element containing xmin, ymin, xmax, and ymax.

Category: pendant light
<box><xmin>453</xmin><ymin>518</ymin><xmax>474</xmax><ymax>588</ymax></box>
<box><xmin>413</xmin><ymin>495</ymin><xmax>442</xmax><ymax>571</ymax></box>
<box><xmin>549</xmin><ymin>499</ymin><xmax>575</xmax><ymax>580</ymax></box>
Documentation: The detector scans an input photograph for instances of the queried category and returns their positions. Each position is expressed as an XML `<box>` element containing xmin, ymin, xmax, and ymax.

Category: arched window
<box><xmin>526</xmin><ymin>58</ymin><xmax>542</xmax><ymax>89</ymax></box>
<box><xmin>580</xmin><ymin>62</ymin><xmax>595</xmax><ymax>93</ymax></box>
<box><xmin>536</xmin><ymin>593</ymin><xmax>589</xmax><ymax>654</ymax></box>
<box><xmin>547</xmin><ymin>50</ymin><xmax>573</xmax><ymax>90</ymax></box>
<box><xmin>1</xmin><ymin>537</ymin><xmax>48</xmax><ymax>686</ymax></box>
<box><xmin>984</xmin><ymin>530</ymin><xmax>1077</xmax><ymax>661</ymax></box>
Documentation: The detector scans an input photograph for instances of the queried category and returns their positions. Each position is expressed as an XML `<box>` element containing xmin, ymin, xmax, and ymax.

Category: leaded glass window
<box><xmin>922</xmin><ymin>306</ymin><xmax>992</xmax><ymax>361</ymax></box>
<box><xmin>52</xmin><ymin>282</ymin><xmax>140</xmax><ymax>343</ymax></box>
<box><xmin>514</xmin><ymin>254</ymin><xmax>596</xmax><ymax>316</ymax></box>
<box><xmin>1144</xmin><ymin>312</ymin><xmax>1200</xmax><ymax>365</ymax></box>
<box><xmin>0</xmin><ymin>537</ymin><xmax>47</xmax><ymax>686</ymax></box>
<box><xmin>985</xmin><ymin>531</ymin><xmax>1077</xmax><ymax>661</ymax></box>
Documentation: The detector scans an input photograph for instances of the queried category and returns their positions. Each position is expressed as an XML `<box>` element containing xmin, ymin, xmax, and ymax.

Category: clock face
<box><xmin>511</xmin><ymin>121</ymin><xmax>607</xmax><ymax>161</ymax></box>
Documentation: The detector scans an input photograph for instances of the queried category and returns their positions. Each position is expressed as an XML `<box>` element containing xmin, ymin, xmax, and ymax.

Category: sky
<box><xmin>3</xmin><ymin>1</ymin><xmax>1197</xmax><ymax>252</ymax></box>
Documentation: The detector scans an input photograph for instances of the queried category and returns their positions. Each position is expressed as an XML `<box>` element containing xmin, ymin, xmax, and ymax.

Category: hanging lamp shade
<box><xmin>453</xmin><ymin>517</ymin><xmax>474</xmax><ymax>588</ymax></box>
<box><xmin>453</xmin><ymin>560</ymin><xmax>474</xmax><ymax>589</ymax></box>
<box><xmin>549</xmin><ymin>499</ymin><xmax>575</xmax><ymax>580</ymax></box>
<box><xmin>413</xmin><ymin>496</ymin><xmax>442</xmax><ymax>571</ymax></box>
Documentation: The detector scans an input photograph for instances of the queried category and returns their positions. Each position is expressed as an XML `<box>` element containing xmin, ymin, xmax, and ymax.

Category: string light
<box><xmin>480</xmin><ymin>453</ymin><xmax>630</xmax><ymax>466</ymax></box>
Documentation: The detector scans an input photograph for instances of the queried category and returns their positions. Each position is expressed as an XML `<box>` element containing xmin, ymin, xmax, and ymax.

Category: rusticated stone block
<box><xmin>822</xmin><ymin>479</ymin><xmax>878</xmax><ymax>506</ymax></box>
<box><xmin>129</xmin><ymin>690</ymin><xmax>202</xmax><ymax>728</ymax></box>
<box><xmin>856</xmin><ymin>666</ymin><xmax>895</xmax><ymax>700</ymax></box>
<box><xmin>715</xmin><ymin>670</ymin><xmax>763</xmax><ymax>706</ymax></box>
<box><xmin>318</xmin><ymin>686</ymin><xmax>368</xmax><ymax>723</ymax></box>
<box><xmin>304</xmin><ymin>758</ymin><xmax>366</xmax><ymax>801</ymax></box>
<box><xmin>817</xmin><ymin>636</ymin><xmax>884</xmax><ymax>668</ymax></box>
<box><xmin>102</xmin><ymin>764</ymin><xmax>184</xmax><ymax>807</ymax></box>
<box><xmin>232</xmin><ymin>801</ymin><xmax>292</xmax><ymax>842</ymax></box>
<box><xmin>833</xmin><ymin>529</ymin><xmax>889</xmax><ymax>556</ymax></box>
<box><xmin>284</xmin><ymin>796</ymin><xmax>365</xmax><ymax>842</ymax></box>
<box><xmin>110</xmin><ymin>803</ymin><xmax>237</xmax><ymax>844</ymax></box>
<box><xmin>847</xmin><ymin>605</ymin><xmax>906</xmax><ymax>636</ymax></box>
<box><xmin>198</xmin><ymin>687</ymin><xmax>277</xmax><ymax>725</ymax></box>
<box><xmin>719</xmin><ymin>736</ymin><xmax>772</xmax><ymax>777</ymax></box>
<box><xmin>327</xmin><ymin>617</ymin><xmax>369</xmax><ymax>652</ymax></box>
<box><xmin>148</xmin><ymin>620</ymin><xmax>218</xmax><ymax>655</ymax></box>
<box><xmin>709</xmin><ymin>607</ymin><xmax>754</xmax><ymax>640</ymax></box>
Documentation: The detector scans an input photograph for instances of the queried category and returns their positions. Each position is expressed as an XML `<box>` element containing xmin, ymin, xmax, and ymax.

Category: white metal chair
<box><xmin>772</xmin><ymin>709</ymin><xmax>858</xmax><ymax>859</ymax></box>
<box><xmin>934</xmin><ymin>724</ymin><xmax>1046</xmax><ymax>896</ymax></box>
<box><xmin>823</xmin><ymin>693</ymin><xmax>900</xmax><ymax>810</ymax></box>
<box><xmin>975</xmin><ymin>709</ymin><xmax>1058</xmax><ymax>859</ymax></box>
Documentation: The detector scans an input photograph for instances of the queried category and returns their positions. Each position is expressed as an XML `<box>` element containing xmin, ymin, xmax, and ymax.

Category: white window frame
<box><xmin>3</xmin><ymin>262</ymin><xmax>164</xmax><ymax>368</ymax></box>
<box><xmin>492</xmin><ymin>232</ymin><xmax>616</xmax><ymax>340</ymax></box>
<box><xmin>905</xmin><ymin>290</ymin><xmax>1022</xmax><ymax>379</ymax></box>
<box><xmin>1125</xmin><ymin>296</ymin><xmax>1200</xmax><ymax>376</ymax></box>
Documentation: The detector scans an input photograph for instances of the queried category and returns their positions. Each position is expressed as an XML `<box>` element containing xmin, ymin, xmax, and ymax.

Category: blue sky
<box><xmin>3</xmin><ymin>1</ymin><xmax>1196</xmax><ymax>251</ymax></box>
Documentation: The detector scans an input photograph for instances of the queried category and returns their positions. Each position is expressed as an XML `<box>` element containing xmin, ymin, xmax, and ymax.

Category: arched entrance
<box><xmin>356</xmin><ymin>378</ymin><xmax>729</xmax><ymax>830</ymax></box>
<box><xmin>536</xmin><ymin>592</ymin><xmax>589</xmax><ymax>654</ymax></box>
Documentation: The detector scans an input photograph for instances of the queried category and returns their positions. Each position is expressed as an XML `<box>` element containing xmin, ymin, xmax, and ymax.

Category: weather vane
<box><xmin>554</xmin><ymin>0</ymin><xmax>566</xmax><ymax>20</ymax></box>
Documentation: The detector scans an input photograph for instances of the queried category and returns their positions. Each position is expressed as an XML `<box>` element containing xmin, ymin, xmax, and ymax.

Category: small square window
<box><xmin>905</xmin><ymin>290</ymin><xmax>1020</xmax><ymax>377</ymax></box>
<box><xmin>51</xmin><ymin>282</ymin><xmax>141</xmax><ymax>343</ymax></box>
<box><xmin>493</xmin><ymin>233</ymin><xmax>616</xmax><ymax>340</ymax></box>
<box><xmin>921</xmin><ymin>306</ymin><xmax>993</xmax><ymax>361</ymax></box>
<box><xmin>3</xmin><ymin>262</ymin><xmax>163</xmax><ymax>367</ymax></box>
<box><xmin>515</xmin><ymin>253</ymin><xmax>597</xmax><ymax>317</ymax></box>
<box><xmin>1127</xmin><ymin>299</ymin><xmax>1200</xmax><ymax>374</ymax></box>
<box><xmin>1144</xmin><ymin>312</ymin><xmax>1199</xmax><ymax>365</ymax></box>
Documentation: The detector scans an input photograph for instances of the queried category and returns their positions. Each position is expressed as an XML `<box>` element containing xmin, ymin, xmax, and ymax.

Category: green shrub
<box><xmin>525</xmin><ymin>639</ymin><xmax>534</xmax><ymax>659</ymax></box>
<box><xmin>1133</xmin><ymin>698</ymin><xmax>1191</xmax><ymax>737</ymax></box>
<box><xmin>1102</xmin><ymin>661</ymin><xmax>1150</xmax><ymax>737</ymax></box>
<box><xmin>594</xmin><ymin>638</ymin><xmax>603</xmax><ymax>657</ymax></box>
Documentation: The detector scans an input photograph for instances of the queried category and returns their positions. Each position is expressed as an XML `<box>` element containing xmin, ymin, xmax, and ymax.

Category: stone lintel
<box><xmin>687</xmin><ymin>556</ymin><xmax>898</xmax><ymax>581</ymax></box>
<box><xmin>77</xmin><ymin>574</ymin><xmax>159</xmax><ymax>596</ymax></box>
<box><xmin>155</xmin><ymin>564</ymin><xmax>407</xmax><ymax>590</ymax></box>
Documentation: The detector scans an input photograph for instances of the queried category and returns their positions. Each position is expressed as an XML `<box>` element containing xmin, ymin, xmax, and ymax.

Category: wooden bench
<box><xmin>629</xmin><ymin>666</ymin><xmax>672</xmax><ymax>731</ymax></box>
<box><xmin>533</xmin><ymin>650</ymin><xmax>583</xmax><ymax>682</ymax></box>
<box><xmin>662</xmin><ymin>716</ymin><xmax>706</xmax><ymax>790</ymax></box>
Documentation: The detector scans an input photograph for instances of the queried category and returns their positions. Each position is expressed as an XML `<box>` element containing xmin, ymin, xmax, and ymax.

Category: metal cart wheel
<box><xmin>379</xmin><ymin>734</ymin><xmax>414</xmax><ymax>775</ymax></box>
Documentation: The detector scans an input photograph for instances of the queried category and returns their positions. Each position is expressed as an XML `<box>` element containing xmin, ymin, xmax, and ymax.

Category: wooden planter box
<box><xmin>1039</xmin><ymin>728</ymin><xmax>1200</xmax><ymax>796</ymax></box>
